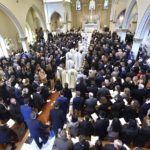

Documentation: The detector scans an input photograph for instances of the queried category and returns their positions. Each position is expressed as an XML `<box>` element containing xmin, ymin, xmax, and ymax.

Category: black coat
<box><xmin>79</xmin><ymin>120</ymin><xmax>94</xmax><ymax>137</ymax></box>
<box><xmin>0</xmin><ymin>103</ymin><xmax>10</xmax><ymax>120</ymax></box>
<box><xmin>0</xmin><ymin>125</ymin><xmax>18</xmax><ymax>144</ymax></box>
<box><xmin>63</xmin><ymin>88</ymin><xmax>72</xmax><ymax>103</ymax></box>
<box><xmin>121</xmin><ymin>126</ymin><xmax>139</xmax><ymax>145</ymax></box>
<box><xmin>73</xmin><ymin>96</ymin><xmax>84</xmax><ymax>111</ymax></box>
<box><xmin>50</xmin><ymin>108</ymin><xmax>66</xmax><ymax>134</ymax></box>
<box><xmin>93</xmin><ymin>118</ymin><xmax>109</xmax><ymax>139</ymax></box>
<box><xmin>122</xmin><ymin>106</ymin><xmax>137</xmax><ymax>122</ymax></box>
<box><xmin>9</xmin><ymin>103</ymin><xmax>23</xmax><ymax>123</ymax></box>
<box><xmin>32</xmin><ymin>92</ymin><xmax>44</xmax><ymax>111</ymax></box>
<box><xmin>74</xmin><ymin>140</ymin><xmax>90</xmax><ymax>150</ymax></box>
<box><xmin>85</xmin><ymin>98</ymin><xmax>97</xmax><ymax>114</ymax></box>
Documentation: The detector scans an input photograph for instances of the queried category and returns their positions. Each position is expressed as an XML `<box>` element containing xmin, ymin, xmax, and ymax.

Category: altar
<box><xmin>84</xmin><ymin>23</ymin><xmax>98</xmax><ymax>32</ymax></box>
<box><xmin>83</xmin><ymin>15</ymin><xmax>100</xmax><ymax>33</ymax></box>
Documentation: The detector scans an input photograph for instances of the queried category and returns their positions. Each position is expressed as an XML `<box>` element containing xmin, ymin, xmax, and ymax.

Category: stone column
<box><xmin>44</xmin><ymin>3</ymin><xmax>51</xmax><ymax>31</ymax></box>
<box><xmin>131</xmin><ymin>37</ymin><xmax>143</xmax><ymax>59</ymax></box>
<box><xmin>20</xmin><ymin>37</ymin><xmax>29</xmax><ymax>52</ymax></box>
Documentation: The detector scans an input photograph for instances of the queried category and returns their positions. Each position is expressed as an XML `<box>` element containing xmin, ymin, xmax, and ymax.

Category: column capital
<box><xmin>20</xmin><ymin>37</ymin><xmax>27</xmax><ymax>41</ymax></box>
<box><xmin>133</xmin><ymin>37</ymin><xmax>143</xmax><ymax>43</ymax></box>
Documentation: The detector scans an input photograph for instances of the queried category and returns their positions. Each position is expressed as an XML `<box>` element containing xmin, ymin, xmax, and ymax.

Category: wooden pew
<box><xmin>0</xmin><ymin>91</ymin><xmax>59</xmax><ymax>150</ymax></box>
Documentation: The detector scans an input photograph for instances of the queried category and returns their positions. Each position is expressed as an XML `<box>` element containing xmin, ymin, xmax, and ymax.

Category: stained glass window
<box><xmin>76</xmin><ymin>0</ymin><xmax>81</xmax><ymax>11</ymax></box>
<box><xmin>104</xmin><ymin>0</ymin><xmax>109</xmax><ymax>9</ymax></box>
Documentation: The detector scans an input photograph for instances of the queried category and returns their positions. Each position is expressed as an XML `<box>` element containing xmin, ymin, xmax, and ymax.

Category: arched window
<box><xmin>89</xmin><ymin>0</ymin><xmax>96</xmax><ymax>11</ymax></box>
<box><xmin>104</xmin><ymin>0</ymin><xmax>109</xmax><ymax>9</ymax></box>
<box><xmin>76</xmin><ymin>0</ymin><xmax>81</xmax><ymax>11</ymax></box>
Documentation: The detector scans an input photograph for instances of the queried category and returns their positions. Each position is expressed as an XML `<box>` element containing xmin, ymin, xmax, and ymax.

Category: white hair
<box><xmin>89</xmin><ymin>92</ymin><xmax>93</xmax><ymax>98</ymax></box>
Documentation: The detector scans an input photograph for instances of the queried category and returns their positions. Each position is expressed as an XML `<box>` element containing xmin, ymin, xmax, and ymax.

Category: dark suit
<box><xmin>50</xmin><ymin>108</ymin><xmax>66</xmax><ymax>134</ymax></box>
<box><xmin>121</xmin><ymin>126</ymin><xmax>139</xmax><ymax>145</ymax></box>
<box><xmin>122</xmin><ymin>106</ymin><xmax>137</xmax><ymax>122</ymax></box>
<box><xmin>9</xmin><ymin>103</ymin><xmax>23</xmax><ymax>123</ymax></box>
<box><xmin>74</xmin><ymin>140</ymin><xmax>90</xmax><ymax>150</ymax></box>
<box><xmin>134</xmin><ymin>126</ymin><xmax>150</xmax><ymax>147</ymax></box>
<box><xmin>79</xmin><ymin>120</ymin><xmax>94</xmax><ymax>137</ymax></box>
<box><xmin>85</xmin><ymin>98</ymin><xmax>97</xmax><ymax>114</ymax></box>
<box><xmin>97</xmin><ymin>87</ymin><xmax>110</xmax><ymax>99</ymax></box>
<box><xmin>93</xmin><ymin>118</ymin><xmax>109</xmax><ymax>139</ymax></box>
<box><xmin>57</xmin><ymin>96</ymin><xmax>69</xmax><ymax>115</ymax></box>
<box><xmin>32</xmin><ymin>92</ymin><xmax>44</xmax><ymax>111</ymax></box>
<box><xmin>0</xmin><ymin>103</ymin><xmax>10</xmax><ymax>120</ymax></box>
<box><xmin>20</xmin><ymin>105</ymin><xmax>32</xmax><ymax>122</ymax></box>
<box><xmin>27</xmin><ymin>118</ymin><xmax>49</xmax><ymax>148</ymax></box>
<box><xmin>0</xmin><ymin>125</ymin><xmax>18</xmax><ymax>144</ymax></box>
<box><xmin>73</xmin><ymin>96</ymin><xmax>84</xmax><ymax>111</ymax></box>
<box><xmin>87</xmin><ymin>86</ymin><xmax>98</xmax><ymax>97</ymax></box>
<box><xmin>40</xmin><ymin>86</ymin><xmax>50</xmax><ymax>101</ymax></box>
<box><xmin>139</xmin><ymin>102</ymin><xmax>150</xmax><ymax>120</ymax></box>
<box><xmin>53</xmin><ymin>136</ymin><xmax>73</xmax><ymax>150</ymax></box>
<box><xmin>63</xmin><ymin>87</ymin><xmax>72</xmax><ymax>103</ymax></box>
<box><xmin>131</xmin><ymin>89</ymin><xmax>147</xmax><ymax>105</ymax></box>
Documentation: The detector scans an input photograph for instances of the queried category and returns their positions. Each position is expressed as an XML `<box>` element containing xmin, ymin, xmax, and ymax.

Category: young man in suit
<box><xmin>27</xmin><ymin>111</ymin><xmax>49</xmax><ymax>149</ymax></box>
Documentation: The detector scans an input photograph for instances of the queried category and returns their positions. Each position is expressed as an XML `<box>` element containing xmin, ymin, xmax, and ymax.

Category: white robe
<box><xmin>61</xmin><ymin>69</ymin><xmax>68</xmax><ymax>87</ymax></box>
<box><xmin>56</xmin><ymin>66</ymin><xmax>63</xmax><ymax>82</ymax></box>
<box><xmin>70</xmin><ymin>48</ymin><xmax>76</xmax><ymax>63</ymax></box>
<box><xmin>74</xmin><ymin>52</ymin><xmax>82</xmax><ymax>70</ymax></box>
<box><xmin>68</xmin><ymin>69</ymin><xmax>77</xmax><ymax>89</ymax></box>
<box><xmin>66</xmin><ymin>59</ymin><xmax>74</xmax><ymax>70</ymax></box>
<box><xmin>66</xmin><ymin>51</ymin><xmax>73</xmax><ymax>64</ymax></box>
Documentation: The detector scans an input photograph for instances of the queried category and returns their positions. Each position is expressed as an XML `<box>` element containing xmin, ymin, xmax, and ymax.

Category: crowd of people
<box><xmin>0</xmin><ymin>27</ymin><xmax>150</xmax><ymax>150</ymax></box>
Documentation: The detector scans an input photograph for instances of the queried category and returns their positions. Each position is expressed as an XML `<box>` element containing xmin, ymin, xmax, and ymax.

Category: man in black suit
<box><xmin>139</xmin><ymin>97</ymin><xmax>150</xmax><ymax>121</ymax></box>
<box><xmin>79</xmin><ymin>116</ymin><xmax>94</xmax><ymax>137</ymax></box>
<box><xmin>27</xmin><ymin>111</ymin><xmax>49</xmax><ymax>149</ymax></box>
<box><xmin>85</xmin><ymin>92</ymin><xmax>97</xmax><ymax>115</ymax></box>
<box><xmin>73</xmin><ymin>91</ymin><xmax>84</xmax><ymax>116</ymax></box>
<box><xmin>63</xmin><ymin>83</ymin><xmax>72</xmax><ymax>103</ymax></box>
<box><xmin>134</xmin><ymin>115</ymin><xmax>150</xmax><ymax>147</ymax></box>
<box><xmin>49</xmin><ymin>102</ymin><xmax>66</xmax><ymax>134</ymax></box>
<box><xmin>93</xmin><ymin>111</ymin><xmax>109</xmax><ymax>140</ymax></box>
<box><xmin>0</xmin><ymin>98</ymin><xmax>10</xmax><ymax>121</ymax></box>
<box><xmin>87</xmin><ymin>82</ymin><xmax>98</xmax><ymax>97</ymax></box>
<box><xmin>53</xmin><ymin>130</ymin><xmax>73</xmax><ymax>150</ymax></box>
<box><xmin>32</xmin><ymin>87</ymin><xmax>44</xmax><ymax>111</ymax></box>
<box><xmin>97</xmin><ymin>83</ymin><xmax>110</xmax><ymax>99</ymax></box>
<box><xmin>9</xmin><ymin>98</ymin><xmax>23</xmax><ymax>123</ymax></box>
<box><xmin>0</xmin><ymin>122</ymin><xmax>18</xmax><ymax>150</ymax></box>
<box><xmin>74</xmin><ymin>135</ymin><xmax>90</xmax><ymax>150</ymax></box>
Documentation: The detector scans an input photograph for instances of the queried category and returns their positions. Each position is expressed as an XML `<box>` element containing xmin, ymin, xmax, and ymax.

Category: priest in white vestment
<box><xmin>56</xmin><ymin>64</ymin><xmax>63</xmax><ymax>82</ymax></box>
<box><xmin>70</xmin><ymin>48</ymin><xmax>76</xmax><ymax>62</ymax></box>
<box><xmin>61</xmin><ymin>69</ymin><xmax>68</xmax><ymax>87</ymax></box>
<box><xmin>74</xmin><ymin>50</ymin><xmax>82</xmax><ymax>71</ymax></box>
<box><xmin>66</xmin><ymin>58</ymin><xmax>74</xmax><ymax>70</ymax></box>
<box><xmin>66</xmin><ymin>51</ymin><xmax>73</xmax><ymax>65</ymax></box>
<box><xmin>68</xmin><ymin>66</ymin><xmax>77</xmax><ymax>89</ymax></box>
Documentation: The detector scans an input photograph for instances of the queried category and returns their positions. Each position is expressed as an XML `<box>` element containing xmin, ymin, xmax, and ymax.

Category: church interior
<box><xmin>0</xmin><ymin>0</ymin><xmax>150</xmax><ymax>150</ymax></box>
